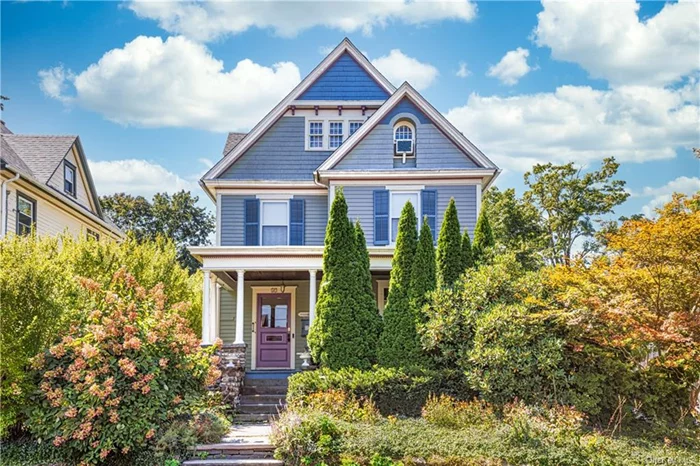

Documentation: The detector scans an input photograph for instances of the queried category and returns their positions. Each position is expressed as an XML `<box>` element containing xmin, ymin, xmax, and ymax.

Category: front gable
<box><xmin>334</xmin><ymin>96</ymin><xmax>480</xmax><ymax>171</ymax></box>
<box><xmin>298</xmin><ymin>52</ymin><xmax>390</xmax><ymax>101</ymax></box>
<box><xmin>47</xmin><ymin>143</ymin><xmax>97</xmax><ymax>213</ymax></box>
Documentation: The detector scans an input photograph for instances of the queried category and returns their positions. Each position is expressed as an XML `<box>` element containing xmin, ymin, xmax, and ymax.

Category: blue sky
<box><xmin>2</xmin><ymin>0</ymin><xmax>698</xmax><ymax>219</ymax></box>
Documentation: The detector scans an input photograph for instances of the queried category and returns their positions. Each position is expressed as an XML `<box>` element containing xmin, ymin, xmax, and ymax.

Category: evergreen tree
<box><xmin>436</xmin><ymin>198</ymin><xmax>462</xmax><ymax>287</ymax></box>
<box><xmin>353</xmin><ymin>220</ymin><xmax>382</xmax><ymax>359</ymax></box>
<box><xmin>472</xmin><ymin>208</ymin><xmax>495</xmax><ymax>265</ymax></box>
<box><xmin>461</xmin><ymin>228</ymin><xmax>475</xmax><ymax>271</ymax></box>
<box><xmin>410</xmin><ymin>217</ymin><xmax>437</xmax><ymax>316</ymax></box>
<box><xmin>377</xmin><ymin>201</ymin><xmax>419</xmax><ymax>367</ymax></box>
<box><xmin>307</xmin><ymin>189</ymin><xmax>374</xmax><ymax>369</ymax></box>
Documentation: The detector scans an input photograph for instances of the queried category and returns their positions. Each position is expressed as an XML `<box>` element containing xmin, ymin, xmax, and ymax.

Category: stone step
<box><xmin>183</xmin><ymin>460</ymin><xmax>282</xmax><ymax>466</ymax></box>
<box><xmin>195</xmin><ymin>443</ymin><xmax>275</xmax><ymax>457</ymax></box>
<box><xmin>238</xmin><ymin>403</ymin><xmax>283</xmax><ymax>415</ymax></box>
<box><xmin>240</xmin><ymin>394</ymin><xmax>286</xmax><ymax>405</ymax></box>
<box><xmin>241</xmin><ymin>385</ymin><xmax>287</xmax><ymax>396</ymax></box>
<box><xmin>235</xmin><ymin>413</ymin><xmax>276</xmax><ymax>424</ymax></box>
<box><xmin>243</xmin><ymin>378</ymin><xmax>289</xmax><ymax>388</ymax></box>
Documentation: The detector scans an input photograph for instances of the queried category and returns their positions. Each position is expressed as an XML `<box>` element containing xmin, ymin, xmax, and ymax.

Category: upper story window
<box><xmin>16</xmin><ymin>192</ymin><xmax>36</xmax><ymax>235</ymax></box>
<box><xmin>87</xmin><ymin>229</ymin><xmax>100</xmax><ymax>241</ymax></box>
<box><xmin>64</xmin><ymin>161</ymin><xmax>76</xmax><ymax>197</ymax></box>
<box><xmin>390</xmin><ymin>191</ymin><xmax>419</xmax><ymax>242</ymax></box>
<box><xmin>329</xmin><ymin>122</ymin><xmax>344</xmax><ymax>148</ymax></box>
<box><xmin>309</xmin><ymin>121</ymin><xmax>323</xmax><ymax>148</ymax></box>
<box><xmin>349</xmin><ymin>121</ymin><xmax>363</xmax><ymax>136</ymax></box>
<box><xmin>261</xmin><ymin>201</ymin><xmax>289</xmax><ymax>246</ymax></box>
<box><xmin>394</xmin><ymin>122</ymin><xmax>415</xmax><ymax>161</ymax></box>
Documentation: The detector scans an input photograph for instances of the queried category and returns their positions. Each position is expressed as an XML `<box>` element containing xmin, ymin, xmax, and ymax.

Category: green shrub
<box><xmin>422</xmin><ymin>395</ymin><xmax>496</xmax><ymax>429</ymax></box>
<box><xmin>309</xmin><ymin>190</ymin><xmax>378</xmax><ymax>369</ymax></box>
<box><xmin>271</xmin><ymin>411</ymin><xmax>344</xmax><ymax>466</ymax></box>
<box><xmin>154</xmin><ymin>407</ymin><xmax>230</xmax><ymax>461</ymax></box>
<box><xmin>471</xmin><ymin>209</ymin><xmax>494</xmax><ymax>265</ymax></box>
<box><xmin>378</xmin><ymin>201</ymin><xmax>420</xmax><ymax>367</ymax></box>
<box><xmin>0</xmin><ymin>234</ymin><xmax>201</xmax><ymax>437</ymax></box>
<box><xmin>26</xmin><ymin>269</ymin><xmax>220</xmax><ymax>465</ymax></box>
<box><xmin>436</xmin><ymin>198</ymin><xmax>462</xmax><ymax>287</ymax></box>
<box><xmin>287</xmin><ymin>367</ymin><xmax>472</xmax><ymax>417</ymax></box>
<box><xmin>288</xmin><ymin>389</ymin><xmax>380</xmax><ymax>423</ymax></box>
<box><xmin>460</xmin><ymin>228</ymin><xmax>474</xmax><ymax>271</ymax></box>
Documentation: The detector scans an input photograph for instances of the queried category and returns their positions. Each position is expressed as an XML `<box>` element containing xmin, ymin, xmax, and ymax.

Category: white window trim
<box><xmin>376</xmin><ymin>279</ymin><xmax>389</xmax><ymax>314</ymax></box>
<box><xmin>349</xmin><ymin>120</ymin><xmax>364</xmax><ymax>136</ymax></box>
<box><xmin>259</xmin><ymin>199</ymin><xmax>290</xmax><ymax>246</ymax></box>
<box><xmin>389</xmin><ymin>189</ymin><xmax>421</xmax><ymax>245</ymax></box>
<box><xmin>393</xmin><ymin>120</ymin><xmax>416</xmax><ymax>160</ymax></box>
<box><xmin>305</xmin><ymin>115</ymin><xmax>368</xmax><ymax>151</ymax></box>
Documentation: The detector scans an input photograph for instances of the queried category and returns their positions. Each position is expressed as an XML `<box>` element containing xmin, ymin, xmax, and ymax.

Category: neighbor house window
<box><xmin>261</xmin><ymin>201</ymin><xmax>288</xmax><ymax>246</ymax></box>
<box><xmin>309</xmin><ymin>121</ymin><xmax>323</xmax><ymax>148</ymax></box>
<box><xmin>64</xmin><ymin>161</ymin><xmax>76</xmax><ymax>196</ymax></box>
<box><xmin>349</xmin><ymin>121</ymin><xmax>363</xmax><ymax>135</ymax></box>
<box><xmin>390</xmin><ymin>191</ymin><xmax>419</xmax><ymax>242</ymax></box>
<box><xmin>16</xmin><ymin>192</ymin><xmax>36</xmax><ymax>235</ymax></box>
<box><xmin>329</xmin><ymin>121</ymin><xmax>343</xmax><ymax>148</ymax></box>
<box><xmin>87</xmin><ymin>229</ymin><xmax>100</xmax><ymax>241</ymax></box>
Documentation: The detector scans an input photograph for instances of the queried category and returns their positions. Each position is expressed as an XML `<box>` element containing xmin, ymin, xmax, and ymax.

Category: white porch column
<box><xmin>234</xmin><ymin>270</ymin><xmax>245</xmax><ymax>345</ymax></box>
<box><xmin>308</xmin><ymin>269</ymin><xmax>318</xmax><ymax>326</ymax></box>
<box><xmin>201</xmin><ymin>270</ymin><xmax>212</xmax><ymax>345</ymax></box>
<box><xmin>209</xmin><ymin>277</ymin><xmax>220</xmax><ymax>344</ymax></box>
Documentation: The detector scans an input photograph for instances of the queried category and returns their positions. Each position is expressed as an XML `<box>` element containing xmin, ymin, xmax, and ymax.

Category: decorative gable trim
<box><xmin>203</xmin><ymin>38</ymin><xmax>396</xmax><ymax>182</ymax></box>
<box><xmin>316</xmin><ymin>83</ymin><xmax>499</xmax><ymax>173</ymax></box>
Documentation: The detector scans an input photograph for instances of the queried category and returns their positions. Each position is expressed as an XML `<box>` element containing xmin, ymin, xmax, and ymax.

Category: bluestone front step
<box><xmin>238</xmin><ymin>403</ymin><xmax>283</xmax><ymax>415</ymax></box>
<box><xmin>183</xmin><ymin>460</ymin><xmax>282</xmax><ymax>466</ymax></box>
<box><xmin>236</xmin><ymin>413</ymin><xmax>275</xmax><ymax>423</ymax></box>
<box><xmin>240</xmin><ymin>394</ymin><xmax>285</xmax><ymax>405</ymax></box>
<box><xmin>241</xmin><ymin>385</ymin><xmax>287</xmax><ymax>396</ymax></box>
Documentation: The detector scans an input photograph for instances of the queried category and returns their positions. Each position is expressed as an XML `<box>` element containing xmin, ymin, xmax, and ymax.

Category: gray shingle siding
<box><xmin>218</xmin><ymin>117</ymin><xmax>331</xmax><ymax>181</ymax></box>
<box><xmin>219</xmin><ymin>194</ymin><xmax>328</xmax><ymax>246</ymax></box>
<box><xmin>340</xmin><ymin>184</ymin><xmax>478</xmax><ymax>246</ymax></box>
<box><xmin>334</xmin><ymin>123</ymin><xmax>478</xmax><ymax>170</ymax></box>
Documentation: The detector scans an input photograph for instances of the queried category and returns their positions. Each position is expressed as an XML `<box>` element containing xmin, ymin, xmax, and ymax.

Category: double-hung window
<box><xmin>349</xmin><ymin>121</ymin><xmax>363</xmax><ymax>136</ymax></box>
<box><xmin>390</xmin><ymin>192</ymin><xmax>419</xmax><ymax>243</ymax></box>
<box><xmin>309</xmin><ymin>121</ymin><xmax>323</xmax><ymax>149</ymax></box>
<box><xmin>64</xmin><ymin>161</ymin><xmax>76</xmax><ymax>196</ymax></box>
<box><xmin>329</xmin><ymin>122</ymin><xmax>343</xmax><ymax>148</ymax></box>
<box><xmin>16</xmin><ymin>193</ymin><xmax>36</xmax><ymax>235</ymax></box>
<box><xmin>261</xmin><ymin>201</ymin><xmax>288</xmax><ymax>246</ymax></box>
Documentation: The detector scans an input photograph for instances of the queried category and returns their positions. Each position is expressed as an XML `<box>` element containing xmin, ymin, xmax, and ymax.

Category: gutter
<box><xmin>0</xmin><ymin>160</ymin><xmax>21</xmax><ymax>238</ymax></box>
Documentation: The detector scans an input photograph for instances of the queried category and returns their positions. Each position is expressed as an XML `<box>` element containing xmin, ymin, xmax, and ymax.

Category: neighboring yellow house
<box><xmin>0</xmin><ymin>122</ymin><xmax>123</xmax><ymax>240</ymax></box>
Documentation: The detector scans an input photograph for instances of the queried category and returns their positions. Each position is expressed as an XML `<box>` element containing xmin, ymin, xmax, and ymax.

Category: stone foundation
<box><xmin>215</xmin><ymin>343</ymin><xmax>246</xmax><ymax>409</ymax></box>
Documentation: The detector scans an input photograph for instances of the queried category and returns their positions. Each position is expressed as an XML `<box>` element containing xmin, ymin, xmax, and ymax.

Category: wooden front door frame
<box><xmin>250</xmin><ymin>285</ymin><xmax>296</xmax><ymax>370</ymax></box>
<box><xmin>256</xmin><ymin>293</ymin><xmax>292</xmax><ymax>368</ymax></box>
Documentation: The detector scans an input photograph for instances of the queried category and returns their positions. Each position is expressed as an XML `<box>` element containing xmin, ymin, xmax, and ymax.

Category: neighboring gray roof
<box><xmin>1</xmin><ymin>137</ymin><xmax>33</xmax><ymax>175</ymax></box>
<box><xmin>0</xmin><ymin>121</ymin><xmax>13</xmax><ymax>134</ymax></box>
<box><xmin>222</xmin><ymin>132</ymin><xmax>247</xmax><ymax>156</ymax></box>
<box><xmin>2</xmin><ymin>135</ymin><xmax>77</xmax><ymax>183</ymax></box>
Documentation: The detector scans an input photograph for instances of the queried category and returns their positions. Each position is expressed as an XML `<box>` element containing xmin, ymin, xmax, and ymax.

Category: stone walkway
<box><xmin>183</xmin><ymin>424</ymin><xmax>281</xmax><ymax>466</ymax></box>
<box><xmin>221</xmin><ymin>424</ymin><xmax>272</xmax><ymax>445</ymax></box>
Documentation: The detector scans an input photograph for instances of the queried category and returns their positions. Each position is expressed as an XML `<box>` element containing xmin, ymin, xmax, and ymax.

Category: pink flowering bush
<box><xmin>26</xmin><ymin>268</ymin><xmax>222</xmax><ymax>465</ymax></box>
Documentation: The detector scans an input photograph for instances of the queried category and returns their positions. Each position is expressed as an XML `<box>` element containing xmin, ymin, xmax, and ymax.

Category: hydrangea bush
<box><xmin>26</xmin><ymin>268</ymin><xmax>221</xmax><ymax>465</ymax></box>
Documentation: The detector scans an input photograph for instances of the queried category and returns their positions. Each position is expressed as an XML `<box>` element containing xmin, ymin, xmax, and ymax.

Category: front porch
<box><xmin>190</xmin><ymin>246</ymin><xmax>393</xmax><ymax>406</ymax></box>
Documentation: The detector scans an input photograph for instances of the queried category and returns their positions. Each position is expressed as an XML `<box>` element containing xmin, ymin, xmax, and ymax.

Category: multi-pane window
<box><xmin>87</xmin><ymin>229</ymin><xmax>100</xmax><ymax>241</ymax></box>
<box><xmin>261</xmin><ymin>201</ymin><xmax>288</xmax><ymax>246</ymax></box>
<box><xmin>309</xmin><ymin>121</ymin><xmax>323</xmax><ymax>148</ymax></box>
<box><xmin>349</xmin><ymin>121</ymin><xmax>363</xmax><ymax>136</ymax></box>
<box><xmin>329</xmin><ymin>122</ymin><xmax>343</xmax><ymax>148</ymax></box>
<box><xmin>390</xmin><ymin>192</ymin><xmax>419</xmax><ymax>242</ymax></box>
<box><xmin>395</xmin><ymin>124</ymin><xmax>413</xmax><ymax>142</ymax></box>
<box><xmin>64</xmin><ymin>162</ymin><xmax>76</xmax><ymax>196</ymax></box>
<box><xmin>16</xmin><ymin>193</ymin><xmax>36</xmax><ymax>235</ymax></box>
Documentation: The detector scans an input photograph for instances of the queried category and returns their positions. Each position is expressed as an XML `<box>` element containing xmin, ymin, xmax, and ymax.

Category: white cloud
<box><xmin>89</xmin><ymin>159</ymin><xmax>197</xmax><ymax>199</ymax></box>
<box><xmin>444</xmin><ymin>80</ymin><xmax>699</xmax><ymax>173</ymax></box>
<box><xmin>128</xmin><ymin>0</ymin><xmax>477</xmax><ymax>42</ymax></box>
<box><xmin>638</xmin><ymin>176</ymin><xmax>700</xmax><ymax>217</ymax></box>
<box><xmin>371</xmin><ymin>49</ymin><xmax>439</xmax><ymax>90</ymax></box>
<box><xmin>38</xmin><ymin>35</ymin><xmax>301</xmax><ymax>132</ymax></box>
<box><xmin>534</xmin><ymin>0</ymin><xmax>700</xmax><ymax>86</ymax></box>
<box><xmin>487</xmin><ymin>47</ymin><xmax>533</xmax><ymax>85</ymax></box>
<box><xmin>456</xmin><ymin>61</ymin><xmax>471</xmax><ymax>78</ymax></box>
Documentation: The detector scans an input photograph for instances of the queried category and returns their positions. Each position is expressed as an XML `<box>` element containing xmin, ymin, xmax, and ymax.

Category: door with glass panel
<box><xmin>256</xmin><ymin>294</ymin><xmax>291</xmax><ymax>368</ymax></box>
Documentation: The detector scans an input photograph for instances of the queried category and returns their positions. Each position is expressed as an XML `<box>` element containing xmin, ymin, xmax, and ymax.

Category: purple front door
<box><xmin>256</xmin><ymin>293</ymin><xmax>291</xmax><ymax>368</ymax></box>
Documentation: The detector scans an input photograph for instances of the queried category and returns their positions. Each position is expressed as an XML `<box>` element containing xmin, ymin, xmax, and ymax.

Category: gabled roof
<box><xmin>203</xmin><ymin>38</ymin><xmax>396</xmax><ymax>181</ymax></box>
<box><xmin>316</xmin><ymin>82</ymin><xmax>499</xmax><ymax>173</ymax></box>
<box><xmin>1</xmin><ymin>133</ymin><xmax>112</xmax><ymax>224</ymax></box>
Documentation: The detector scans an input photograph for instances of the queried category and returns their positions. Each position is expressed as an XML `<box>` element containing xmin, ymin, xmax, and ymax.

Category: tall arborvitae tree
<box><xmin>352</xmin><ymin>220</ymin><xmax>383</xmax><ymax>360</ymax></box>
<box><xmin>307</xmin><ymin>189</ymin><xmax>375</xmax><ymax>369</ymax></box>
<box><xmin>410</xmin><ymin>217</ymin><xmax>437</xmax><ymax>320</ymax></box>
<box><xmin>377</xmin><ymin>201</ymin><xmax>419</xmax><ymax>367</ymax></box>
<box><xmin>461</xmin><ymin>228</ymin><xmax>475</xmax><ymax>271</ymax></box>
<box><xmin>472</xmin><ymin>208</ymin><xmax>495</xmax><ymax>265</ymax></box>
<box><xmin>436</xmin><ymin>198</ymin><xmax>462</xmax><ymax>287</ymax></box>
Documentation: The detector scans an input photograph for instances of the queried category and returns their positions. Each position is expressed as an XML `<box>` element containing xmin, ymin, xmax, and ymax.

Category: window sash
<box><xmin>390</xmin><ymin>192</ymin><xmax>419</xmax><ymax>242</ymax></box>
<box><xmin>261</xmin><ymin>201</ymin><xmax>289</xmax><ymax>245</ymax></box>
<box><xmin>16</xmin><ymin>194</ymin><xmax>35</xmax><ymax>235</ymax></box>
<box><xmin>64</xmin><ymin>163</ymin><xmax>76</xmax><ymax>195</ymax></box>
<box><xmin>309</xmin><ymin>121</ymin><xmax>323</xmax><ymax>149</ymax></box>
<box><xmin>349</xmin><ymin>121</ymin><xmax>363</xmax><ymax>135</ymax></box>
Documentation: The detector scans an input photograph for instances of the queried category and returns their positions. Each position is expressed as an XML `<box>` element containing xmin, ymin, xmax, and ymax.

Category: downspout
<box><xmin>0</xmin><ymin>162</ymin><xmax>21</xmax><ymax>238</ymax></box>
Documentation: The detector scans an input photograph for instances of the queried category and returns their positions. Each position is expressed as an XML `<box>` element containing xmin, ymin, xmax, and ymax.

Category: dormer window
<box><xmin>394</xmin><ymin>122</ymin><xmax>415</xmax><ymax>163</ymax></box>
<box><xmin>64</xmin><ymin>161</ymin><xmax>76</xmax><ymax>197</ymax></box>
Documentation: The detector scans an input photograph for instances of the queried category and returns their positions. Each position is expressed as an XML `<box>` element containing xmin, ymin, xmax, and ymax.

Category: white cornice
<box><xmin>318</xmin><ymin>169</ymin><xmax>497</xmax><ymax>181</ymax></box>
<box><xmin>315</xmin><ymin>83</ymin><xmax>499</xmax><ymax>172</ymax></box>
<box><xmin>202</xmin><ymin>38</ymin><xmax>395</xmax><ymax>186</ymax></box>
